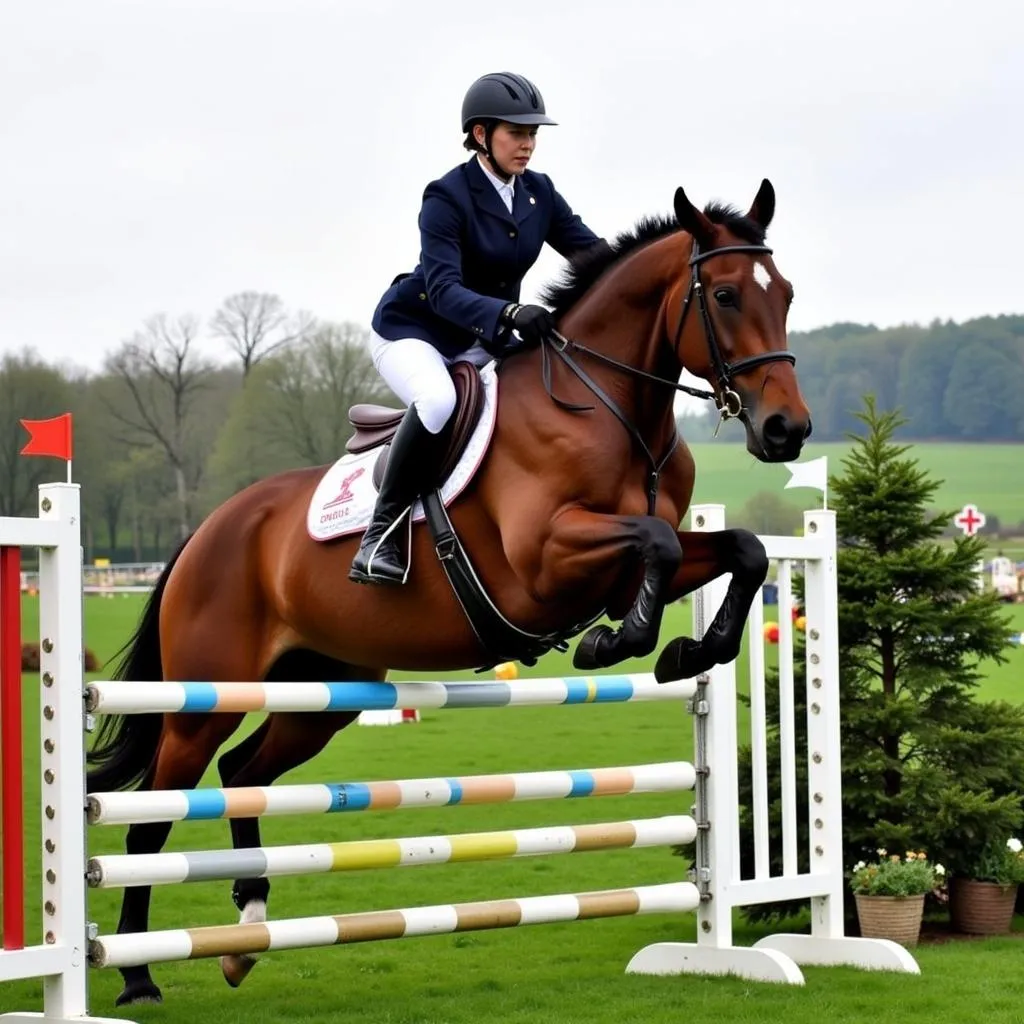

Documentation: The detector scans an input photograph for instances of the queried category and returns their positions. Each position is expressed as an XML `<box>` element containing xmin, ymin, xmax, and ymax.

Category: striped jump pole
<box><xmin>87</xmin><ymin>815</ymin><xmax>697</xmax><ymax>889</ymax></box>
<box><xmin>87</xmin><ymin>761</ymin><xmax>697</xmax><ymax>826</ymax></box>
<box><xmin>84</xmin><ymin>674</ymin><xmax>696</xmax><ymax>715</ymax></box>
<box><xmin>89</xmin><ymin>882</ymin><xmax>700</xmax><ymax>969</ymax></box>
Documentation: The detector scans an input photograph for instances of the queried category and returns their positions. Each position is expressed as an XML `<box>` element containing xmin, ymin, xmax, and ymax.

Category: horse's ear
<box><xmin>747</xmin><ymin>178</ymin><xmax>775</xmax><ymax>230</ymax></box>
<box><xmin>674</xmin><ymin>186</ymin><xmax>716</xmax><ymax>248</ymax></box>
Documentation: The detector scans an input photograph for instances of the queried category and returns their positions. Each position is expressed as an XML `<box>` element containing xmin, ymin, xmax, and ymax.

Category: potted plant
<box><xmin>949</xmin><ymin>837</ymin><xmax>1024</xmax><ymax>935</ymax></box>
<box><xmin>849</xmin><ymin>850</ymin><xmax>939</xmax><ymax>948</ymax></box>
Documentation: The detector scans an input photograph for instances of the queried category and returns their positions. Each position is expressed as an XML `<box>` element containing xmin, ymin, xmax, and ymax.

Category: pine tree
<box><xmin>737</xmin><ymin>396</ymin><xmax>1024</xmax><ymax>917</ymax></box>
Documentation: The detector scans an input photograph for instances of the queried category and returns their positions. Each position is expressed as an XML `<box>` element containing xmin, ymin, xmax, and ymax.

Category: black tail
<box><xmin>86</xmin><ymin>537</ymin><xmax>192</xmax><ymax>793</ymax></box>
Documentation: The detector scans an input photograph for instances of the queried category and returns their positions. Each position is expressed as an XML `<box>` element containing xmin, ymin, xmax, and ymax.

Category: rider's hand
<box><xmin>501</xmin><ymin>303</ymin><xmax>557</xmax><ymax>348</ymax></box>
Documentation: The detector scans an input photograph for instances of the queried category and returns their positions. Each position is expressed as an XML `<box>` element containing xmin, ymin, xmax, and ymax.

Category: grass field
<box><xmin>3</xmin><ymin>595</ymin><xmax>1024</xmax><ymax>1023</ymax></box>
<box><xmin>687</xmin><ymin>441</ymin><xmax>1024</xmax><ymax>534</ymax></box>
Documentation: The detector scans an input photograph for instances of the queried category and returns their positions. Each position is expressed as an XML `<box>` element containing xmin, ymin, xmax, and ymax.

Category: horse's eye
<box><xmin>713</xmin><ymin>287</ymin><xmax>737</xmax><ymax>308</ymax></box>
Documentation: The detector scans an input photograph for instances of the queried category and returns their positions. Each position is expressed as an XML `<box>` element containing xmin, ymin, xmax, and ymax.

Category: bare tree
<box><xmin>261</xmin><ymin>322</ymin><xmax>393</xmax><ymax>466</ymax></box>
<box><xmin>105</xmin><ymin>314</ymin><xmax>214</xmax><ymax>540</ymax></box>
<box><xmin>210</xmin><ymin>291</ymin><xmax>313</xmax><ymax>380</ymax></box>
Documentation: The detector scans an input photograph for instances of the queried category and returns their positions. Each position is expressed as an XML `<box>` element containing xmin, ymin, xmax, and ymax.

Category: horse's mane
<box><xmin>541</xmin><ymin>202</ymin><xmax>767</xmax><ymax>318</ymax></box>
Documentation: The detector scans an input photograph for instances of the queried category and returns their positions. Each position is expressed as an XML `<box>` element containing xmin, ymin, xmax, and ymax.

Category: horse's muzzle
<box><xmin>753</xmin><ymin>412</ymin><xmax>812</xmax><ymax>463</ymax></box>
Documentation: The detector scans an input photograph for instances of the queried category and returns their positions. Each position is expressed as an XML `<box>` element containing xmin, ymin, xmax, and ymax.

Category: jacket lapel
<box><xmin>513</xmin><ymin>177</ymin><xmax>538</xmax><ymax>226</ymax></box>
<box><xmin>466</xmin><ymin>157</ymin><xmax>516</xmax><ymax>225</ymax></box>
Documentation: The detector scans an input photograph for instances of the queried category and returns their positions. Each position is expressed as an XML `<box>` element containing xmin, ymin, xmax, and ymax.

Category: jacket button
<box><xmin>419</xmin><ymin>292</ymin><xmax>427</xmax><ymax>300</ymax></box>
<box><xmin>508</xmin><ymin>230</ymin><xmax>517</xmax><ymax>238</ymax></box>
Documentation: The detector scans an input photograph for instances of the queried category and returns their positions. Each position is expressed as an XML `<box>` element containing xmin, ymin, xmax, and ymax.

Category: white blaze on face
<box><xmin>753</xmin><ymin>261</ymin><xmax>772</xmax><ymax>291</ymax></box>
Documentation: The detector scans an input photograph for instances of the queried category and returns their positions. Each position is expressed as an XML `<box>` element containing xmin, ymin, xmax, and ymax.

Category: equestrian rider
<box><xmin>350</xmin><ymin>71</ymin><xmax>602</xmax><ymax>585</ymax></box>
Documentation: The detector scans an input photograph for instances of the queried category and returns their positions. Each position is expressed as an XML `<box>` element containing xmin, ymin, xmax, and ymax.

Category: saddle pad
<box><xmin>306</xmin><ymin>360</ymin><xmax>498</xmax><ymax>543</ymax></box>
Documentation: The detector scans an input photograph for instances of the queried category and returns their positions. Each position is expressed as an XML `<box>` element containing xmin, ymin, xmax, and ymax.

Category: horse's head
<box><xmin>672</xmin><ymin>180</ymin><xmax>811</xmax><ymax>462</ymax></box>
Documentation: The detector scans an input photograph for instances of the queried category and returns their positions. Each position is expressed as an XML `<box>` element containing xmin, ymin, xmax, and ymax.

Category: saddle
<box><xmin>347</xmin><ymin>358</ymin><xmax>585</xmax><ymax>669</ymax></box>
<box><xmin>346</xmin><ymin>361</ymin><xmax>485</xmax><ymax>490</ymax></box>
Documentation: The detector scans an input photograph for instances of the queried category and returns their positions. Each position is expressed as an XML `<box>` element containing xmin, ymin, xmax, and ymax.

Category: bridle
<box><xmin>670</xmin><ymin>240</ymin><xmax>796</xmax><ymax>418</ymax></box>
<box><xmin>534</xmin><ymin>239</ymin><xmax>797</xmax><ymax>514</ymax></box>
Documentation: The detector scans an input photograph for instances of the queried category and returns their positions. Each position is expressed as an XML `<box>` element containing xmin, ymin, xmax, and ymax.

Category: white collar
<box><xmin>476</xmin><ymin>154</ymin><xmax>515</xmax><ymax>195</ymax></box>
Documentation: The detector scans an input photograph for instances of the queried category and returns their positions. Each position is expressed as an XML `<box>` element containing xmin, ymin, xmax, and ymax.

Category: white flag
<box><xmin>783</xmin><ymin>456</ymin><xmax>828</xmax><ymax>495</ymax></box>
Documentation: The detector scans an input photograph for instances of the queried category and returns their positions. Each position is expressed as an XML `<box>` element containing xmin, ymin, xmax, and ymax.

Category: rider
<box><xmin>350</xmin><ymin>71</ymin><xmax>603</xmax><ymax>585</ymax></box>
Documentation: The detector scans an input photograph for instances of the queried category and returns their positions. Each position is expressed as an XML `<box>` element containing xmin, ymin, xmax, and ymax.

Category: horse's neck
<box><xmin>559</xmin><ymin>234</ymin><xmax>686</xmax><ymax>437</ymax></box>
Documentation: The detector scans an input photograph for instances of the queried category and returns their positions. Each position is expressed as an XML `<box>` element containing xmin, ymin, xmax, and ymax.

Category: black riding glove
<box><xmin>501</xmin><ymin>303</ymin><xmax>557</xmax><ymax>348</ymax></box>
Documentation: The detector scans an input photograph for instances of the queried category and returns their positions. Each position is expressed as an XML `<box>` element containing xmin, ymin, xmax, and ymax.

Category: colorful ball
<box><xmin>795</xmin><ymin>615</ymin><xmax>807</xmax><ymax>632</ymax></box>
<box><xmin>762</xmin><ymin>621</ymin><xmax>780</xmax><ymax>644</ymax></box>
<box><xmin>494</xmin><ymin>661</ymin><xmax>519</xmax><ymax>680</ymax></box>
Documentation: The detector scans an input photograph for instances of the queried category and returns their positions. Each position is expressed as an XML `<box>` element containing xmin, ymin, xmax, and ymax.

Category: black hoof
<box><xmin>116</xmin><ymin>979</ymin><xmax>163</xmax><ymax>1006</ymax></box>
<box><xmin>654</xmin><ymin>636</ymin><xmax>716</xmax><ymax>683</ymax></box>
<box><xmin>573</xmin><ymin>625</ymin><xmax>616</xmax><ymax>670</ymax></box>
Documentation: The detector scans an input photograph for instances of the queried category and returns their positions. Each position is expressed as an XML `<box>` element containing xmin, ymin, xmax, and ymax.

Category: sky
<box><xmin>2</xmin><ymin>0</ymin><xmax>1022</xmax><ymax>377</ymax></box>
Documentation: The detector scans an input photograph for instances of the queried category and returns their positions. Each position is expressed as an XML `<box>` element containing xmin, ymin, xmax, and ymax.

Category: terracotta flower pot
<box><xmin>949</xmin><ymin>877</ymin><xmax>1018</xmax><ymax>935</ymax></box>
<box><xmin>854</xmin><ymin>893</ymin><xmax>925</xmax><ymax>948</ymax></box>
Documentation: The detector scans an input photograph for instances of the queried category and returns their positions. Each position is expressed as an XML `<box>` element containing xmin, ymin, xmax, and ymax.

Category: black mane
<box><xmin>541</xmin><ymin>202</ymin><xmax>766</xmax><ymax>318</ymax></box>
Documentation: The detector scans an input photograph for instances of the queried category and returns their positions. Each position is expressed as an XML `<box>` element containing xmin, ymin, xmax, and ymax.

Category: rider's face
<box><xmin>474</xmin><ymin>122</ymin><xmax>538</xmax><ymax>176</ymax></box>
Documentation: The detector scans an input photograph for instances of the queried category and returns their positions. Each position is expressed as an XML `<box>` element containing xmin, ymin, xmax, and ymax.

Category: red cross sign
<box><xmin>954</xmin><ymin>504</ymin><xmax>986</xmax><ymax>536</ymax></box>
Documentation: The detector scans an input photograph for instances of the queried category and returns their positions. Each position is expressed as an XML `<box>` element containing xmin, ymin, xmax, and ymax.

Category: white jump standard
<box><xmin>0</xmin><ymin>486</ymin><xmax>919</xmax><ymax>1024</ymax></box>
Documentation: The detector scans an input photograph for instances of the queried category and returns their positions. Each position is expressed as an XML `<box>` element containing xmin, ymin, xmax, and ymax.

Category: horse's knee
<box><xmin>640</xmin><ymin>517</ymin><xmax>683</xmax><ymax>569</ymax></box>
<box><xmin>727</xmin><ymin>529</ymin><xmax>768</xmax><ymax>580</ymax></box>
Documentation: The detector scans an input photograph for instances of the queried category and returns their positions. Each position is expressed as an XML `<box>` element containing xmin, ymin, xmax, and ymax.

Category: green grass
<box><xmin>4</xmin><ymin>597</ymin><xmax>1024</xmax><ymax>1022</ymax></box>
<box><xmin>688</xmin><ymin>441</ymin><xmax>1024</xmax><ymax>529</ymax></box>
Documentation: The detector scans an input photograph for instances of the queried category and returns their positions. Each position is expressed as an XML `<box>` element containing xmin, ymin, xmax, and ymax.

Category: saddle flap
<box><xmin>369</xmin><ymin>362</ymin><xmax>486</xmax><ymax>490</ymax></box>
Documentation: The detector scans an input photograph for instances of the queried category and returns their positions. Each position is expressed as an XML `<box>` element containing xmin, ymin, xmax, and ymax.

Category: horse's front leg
<box><xmin>654</xmin><ymin>528</ymin><xmax>769</xmax><ymax>683</ymax></box>
<box><xmin>525</xmin><ymin>509</ymin><xmax>682</xmax><ymax>670</ymax></box>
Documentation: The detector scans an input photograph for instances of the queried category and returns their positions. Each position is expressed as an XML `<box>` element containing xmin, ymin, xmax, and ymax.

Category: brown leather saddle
<box><xmin>346</xmin><ymin>361</ymin><xmax>486</xmax><ymax>490</ymax></box>
<box><xmin>348</xmin><ymin>358</ymin><xmax>582</xmax><ymax>668</ymax></box>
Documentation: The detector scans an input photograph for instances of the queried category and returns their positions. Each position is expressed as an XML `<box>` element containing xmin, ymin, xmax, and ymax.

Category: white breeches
<box><xmin>368</xmin><ymin>330</ymin><xmax>493</xmax><ymax>435</ymax></box>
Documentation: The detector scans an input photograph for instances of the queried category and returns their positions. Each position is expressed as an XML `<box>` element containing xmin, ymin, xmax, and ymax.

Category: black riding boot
<box><xmin>348</xmin><ymin>407</ymin><xmax>447</xmax><ymax>585</ymax></box>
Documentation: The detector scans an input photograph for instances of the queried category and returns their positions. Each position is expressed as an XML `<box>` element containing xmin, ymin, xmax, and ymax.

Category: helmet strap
<box><xmin>483</xmin><ymin>122</ymin><xmax>513</xmax><ymax>182</ymax></box>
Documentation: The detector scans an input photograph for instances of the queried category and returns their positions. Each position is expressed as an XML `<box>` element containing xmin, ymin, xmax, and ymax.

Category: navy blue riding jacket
<box><xmin>371</xmin><ymin>157</ymin><xmax>600</xmax><ymax>359</ymax></box>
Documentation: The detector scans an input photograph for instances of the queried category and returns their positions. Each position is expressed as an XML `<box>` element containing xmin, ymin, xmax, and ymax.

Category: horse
<box><xmin>87</xmin><ymin>179</ymin><xmax>811</xmax><ymax>1006</ymax></box>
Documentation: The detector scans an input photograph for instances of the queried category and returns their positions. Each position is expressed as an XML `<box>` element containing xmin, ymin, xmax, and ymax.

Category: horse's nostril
<box><xmin>804</xmin><ymin>418</ymin><xmax>813</xmax><ymax>440</ymax></box>
<box><xmin>762</xmin><ymin>414</ymin><xmax>789</xmax><ymax>447</ymax></box>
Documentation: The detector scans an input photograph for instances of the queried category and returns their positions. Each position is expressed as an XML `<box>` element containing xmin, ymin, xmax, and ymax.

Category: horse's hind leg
<box><xmin>215</xmin><ymin>651</ymin><xmax>370</xmax><ymax>988</ymax></box>
<box><xmin>655</xmin><ymin>528</ymin><xmax>769</xmax><ymax>683</ymax></box>
<box><xmin>114</xmin><ymin>712</ymin><xmax>244</xmax><ymax>1006</ymax></box>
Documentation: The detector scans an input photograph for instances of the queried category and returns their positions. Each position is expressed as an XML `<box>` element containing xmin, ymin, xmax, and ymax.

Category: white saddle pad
<box><xmin>306</xmin><ymin>361</ymin><xmax>498</xmax><ymax>543</ymax></box>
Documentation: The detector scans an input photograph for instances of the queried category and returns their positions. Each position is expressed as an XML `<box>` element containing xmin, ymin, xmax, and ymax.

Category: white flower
<box><xmin>853</xmin><ymin>861</ymin><xmax>866</xmax><ymax>872</ymax></box>
<box><xmin>935</xmin><ymin>864</ymin><xmax>946</xmax><ymax>876</ymax></box>
<box><xmin>877</xmin><ymin>848</ymin><xmax>887</xmax><ymax>857</ymax></box>
<box><xmin>1007</xmin><ymin>838</ymin><xmax>1022</xmax><ymax>854</ymax></box>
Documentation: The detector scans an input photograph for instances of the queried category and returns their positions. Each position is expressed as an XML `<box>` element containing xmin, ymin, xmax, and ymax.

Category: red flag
<box><xmin>20</xmin><ymin>413</ymin><xmax>73</xmax><ymax>461</ymax></box>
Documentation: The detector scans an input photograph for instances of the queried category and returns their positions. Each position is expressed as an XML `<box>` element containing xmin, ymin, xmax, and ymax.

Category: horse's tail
<box><xmin>86</xmin><ymin>536</ymin><xmax>191</xmax><ymax>794</ymax></box>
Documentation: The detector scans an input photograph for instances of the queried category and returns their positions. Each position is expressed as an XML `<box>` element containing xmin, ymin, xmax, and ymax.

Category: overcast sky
<box><xmin>2</xmin><ymin>0</ymin><xmax>1021</xmax><ymax>375</ymax></box>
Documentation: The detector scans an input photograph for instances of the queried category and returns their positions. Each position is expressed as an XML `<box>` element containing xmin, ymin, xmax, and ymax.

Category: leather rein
<box><xmin>536</xmin><ymin>240</ymin><xmax>797</xmax><ymax>514</ymax></box>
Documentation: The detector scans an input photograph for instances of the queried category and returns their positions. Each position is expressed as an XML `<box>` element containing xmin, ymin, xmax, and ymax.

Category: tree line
<box><xmin>3</xmin><ymin>297</ymin><xmax>1022</xmax><ymax>561</ymax></box>
<box><xmin>1</xmin><ymin>293</ymin><xmax>393</xmax><ymax>562</ymax></box>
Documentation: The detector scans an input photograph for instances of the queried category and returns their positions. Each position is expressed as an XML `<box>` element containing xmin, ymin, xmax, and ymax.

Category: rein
<box><xmin>533</xmin><ymin>239</ymin><xmax>798</xmax><ymax>513</ymax></box>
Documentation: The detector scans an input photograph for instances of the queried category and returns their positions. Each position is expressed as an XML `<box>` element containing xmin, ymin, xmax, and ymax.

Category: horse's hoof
<box><xmin>221</xmin><ymin>953</ymin><xmax>258</xmax><ymax>988</ymax></box>
<box><xmin>116</xmin><ymin>979</ymin><xmax>163</xmax><ymax>1006</ymax></box>
<box><xmin>573</xmin><ymin>625</ymin><xmax>616</xmax><ymax>670</ymax></box>
<box><xmin>654</xmin><ymin>636</ymin><xmax>715</xmax><ymax>683</ymax></box>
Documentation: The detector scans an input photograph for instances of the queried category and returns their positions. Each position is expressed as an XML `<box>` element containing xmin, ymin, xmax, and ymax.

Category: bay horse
<box><xmin>87</xmin><ymin>179</ymin><xmax>811</xmax><ymax>1006</ymax></box>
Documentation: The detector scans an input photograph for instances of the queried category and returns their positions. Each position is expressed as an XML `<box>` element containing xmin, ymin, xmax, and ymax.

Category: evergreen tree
<box><xmin>737</xmin><ymin>396</ymin><xmax>1024</xmax><ymax>918</ymax></box>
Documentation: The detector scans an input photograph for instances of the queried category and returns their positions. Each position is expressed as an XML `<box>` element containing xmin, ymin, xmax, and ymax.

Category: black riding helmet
<box><xmin>461</xmin><ymin>72</ymin><xmax>558</xmax><ymax>131</ymax></box>
<box><xmin>462</xmin><ymin>73</ymin><xmax>557</xmax><ymax>179</ymax></box>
